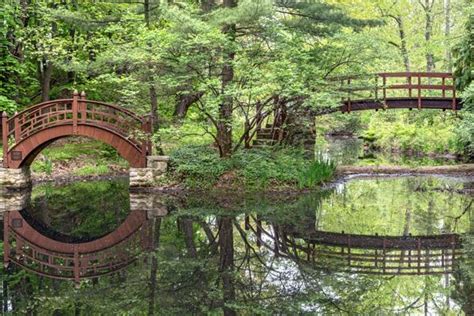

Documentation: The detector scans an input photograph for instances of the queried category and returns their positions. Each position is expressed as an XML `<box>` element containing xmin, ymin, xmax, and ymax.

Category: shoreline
<box><xmin>28</xmin><ymin>164</ymin><xmax>474</xmax><ymax>195</ymax></box>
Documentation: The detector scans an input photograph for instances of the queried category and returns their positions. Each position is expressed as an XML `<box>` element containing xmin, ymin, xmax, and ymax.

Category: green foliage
<box><xmin>453</xmin><ymin>3</ymin><xmax>473</xmax><ymax>90</ymax></box>
<box><xmin>0</xmin><ymin>95</ymin><xmax>17</xmax><ymax>114</ymax></box>
<box><xmin>360</xmin><ymin>111</ymin><xmax>461</xmax><ymax>155</ymax></box>
<box><xmin>169</xmin><ymin>145</ymin><xmax>336</xmax><ymax>190</ymax></box>
<box><xmin>169</xmin><ymin>145</ymin><xmax>233</xmax><ymax>188</ymax></box>
<box><xmin>297</xmin><ymin>157</ymin><xmax>336</xmax><ymax>188</ymax></box>
<box><xmin>73</xmin><ymin>164</ymin><xmax>110</xmax><ymax>176</ymax></box>
<box><xmin>29</xmin><ymin>180</ymin><xmax>130</xmax><ymax>239</ymax></box>
<box><xmin>30</xmin><ymin>138</ymin><xmax>128</xmax><ymax>176</ymax></box>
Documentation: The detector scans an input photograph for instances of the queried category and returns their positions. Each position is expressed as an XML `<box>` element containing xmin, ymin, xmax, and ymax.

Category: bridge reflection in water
<box><xmin>2</xmin><ymin>191</ymin><xmax>167</xmax><ymax>282</ymax></box>
<box><xmin>243</xmin><ymin>215</ymin><xmax>462</xmax><ymax>276</ymax></box>
<box><xmin>0</xmin><ymin>190</ymin><xmax>466</xmax><ymax>282</ymax></box>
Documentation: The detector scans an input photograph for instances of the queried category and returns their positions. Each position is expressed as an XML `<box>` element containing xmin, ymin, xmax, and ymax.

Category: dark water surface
<box><xmin>1</xmin><ymin>175</ymin><xmax>473</xmax><ymax>315</ymax></box>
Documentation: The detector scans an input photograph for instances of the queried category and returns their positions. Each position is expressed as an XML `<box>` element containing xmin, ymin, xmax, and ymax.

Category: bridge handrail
<box><xmin>5</xmin><ymin>98</ymin><xmax>145</xmax><ymax>124</ymax></box>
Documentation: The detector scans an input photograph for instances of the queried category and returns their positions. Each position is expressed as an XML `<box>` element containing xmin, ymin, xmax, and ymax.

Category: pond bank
<box><xmin>337</xmin><ymin>164</ymin><xmax>474</xmax><ymax>176</ymax></box>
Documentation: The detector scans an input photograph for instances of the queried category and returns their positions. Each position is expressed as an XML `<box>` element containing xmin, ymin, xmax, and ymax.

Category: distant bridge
<box><xmin>253</xmin><ymin>72</ymin><xmax>462</xmax><ymax>147</ymax></box>
<box><xmin>332</xmin><ymin>72</ymin><xmax>461</xmax><ymax>113</ymax></box>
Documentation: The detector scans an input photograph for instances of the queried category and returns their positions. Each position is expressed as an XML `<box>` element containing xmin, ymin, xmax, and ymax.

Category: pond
<box><xmin>317</xmin><ymin>136</ymin><xmax>462</xmax><ymax>166</ymax></box>
<box><xmin>0</xmin><ymin>175</ymin><xmax>473</xmax><ymax>314</ymax></box>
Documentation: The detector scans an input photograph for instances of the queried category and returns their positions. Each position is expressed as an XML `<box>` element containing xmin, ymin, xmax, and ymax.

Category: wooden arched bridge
<box><xmin>3</xmin><ymin>209</ymin><xmax>152</xmax><ymax>282</ymax></box>
<box><xmin>244</xmin><ymin>215</ymin><xmax>462</xmax><ymax>276</ymax></box>
<box><xmin>1</xmin><ymin>91</ymin><xmax>152</xmax><ymax>169</ymax></box>
<box><xmin>253</xmin><ymin>72</ymin><xmax>462</xmax><ymax>147</ymax></box>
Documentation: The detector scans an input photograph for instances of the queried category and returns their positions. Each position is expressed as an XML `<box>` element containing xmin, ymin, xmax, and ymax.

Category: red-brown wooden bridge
<box><xmin>3</xmin><ymin>209</ymin><xmax>152</xmax><ymax>282</ymax></box>
<box><xmin>1</xmin><ymin>91</ymin><xmax>152</xmax><ymax>169</ymax></box>
<box><xmin>253</xmin><ymin>72</ymin><xmax>462</xmax><ymax>147</ymax></box>
<box><xmin>334</xmin><ymin>72</ymin><xmax>461</xmax><ymax>113</ymax></box>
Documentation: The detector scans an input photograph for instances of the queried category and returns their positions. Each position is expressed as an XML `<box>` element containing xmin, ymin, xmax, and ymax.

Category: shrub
<box><xmin>297</xmin><ymin>158</ymin><xmax>336</xmax><ymax>189</ymax></box>
<box><xmin>169</xmin><ymin>145</ymin><xmax>337</xmax><ymax>190</ymax></box>
<box><xmin>169</xmin><ymin>145</ymin><xmax>232</xmax><ymax>188</ymax></box>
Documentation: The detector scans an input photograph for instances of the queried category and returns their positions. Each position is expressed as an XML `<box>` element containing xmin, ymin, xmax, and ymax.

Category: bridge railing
<box><xmin>330</xmin><ymin>72</ymin><xmax>458</xmax><ymax>112</ymax></box>
<box><xmin>2</xmin><ymin>91</ymin><xmax>152</xmax><ymax>162</ymax></box>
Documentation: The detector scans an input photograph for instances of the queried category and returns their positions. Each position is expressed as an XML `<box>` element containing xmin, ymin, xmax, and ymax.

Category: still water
<box><xmin>318</xmin><ymin>136</ymin><xmax>462</xmax><ymax>166</ymax></box>
<box><xmin>0</xmin><ymin>175</ymin><xmax>473</xmax><ymax>315</ymax></box>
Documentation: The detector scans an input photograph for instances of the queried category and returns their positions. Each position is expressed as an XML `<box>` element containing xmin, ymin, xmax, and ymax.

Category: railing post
<box><xmin>80</xmin><ymin>91</ymin><xmax>87</xmax><ymax>123</ymax></box>
<box><xmin>382</xmin><ymin>74</ymin><xmax>387</xmax><ymax>109</ymax></box>
<box><xmin>452</xmin><ymin>86</ymin><xmax>456</xmax><ymax>112</ymax></box>
<box><xmin>408</xmin><ymin>75</ymin><xmax>412</xmax><ymax>98</ymax></box>
<box><xmin>2</xmin><ymin>111</ymin><xmax>8</xmax><ymax>167</ymax></box>
<box><xmin>417</xmin><ymin>75</ymin><xmax>422</xmax><ymax>110</ymax></box>
<box><xmin>73</xmin><ymin>245</ymin><xmax>80</xmax><ymax>284</ymax></box>
<box><xmin>374</xmin><ymin>74</ymin><xmax>379</xmax><ymax>101</ymax></box>
<box><xmin>141</xmin><ymin>115</ymin><xmax>152</xmax><ymax>157</ymax></box>
<box><xmin>347</xmin><ymin>78</ymin><xmax>352</xmax><ymax>113</ymax></box>
<box><xmin>382</xmin><ymin>238</ymin><xmax>386</xmax><ymax>274</ymax></box>
<box><xmin>442</xmin><ymin>77</ymin><xmax>446</xmax><ymax>98</ymax></box>
<box><xmin>72</xmin><ymin>90</ymin><xmax>79</xmax><ymax>134</ymax></box>
<box><xmin>14</xmin><ymin>112</ymin><xmax>20</xmax><ymax>143</ymax></box>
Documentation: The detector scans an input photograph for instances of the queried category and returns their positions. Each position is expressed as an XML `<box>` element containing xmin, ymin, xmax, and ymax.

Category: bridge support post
<box><xmin>129</xmin><ymin>156</ymin><xmax>169</xmax><ymax>188</ymax></box>
<box><xmin>0</xmin><ymin>166</ymin><xmax>31</xmax><ymax>191</ymax></box>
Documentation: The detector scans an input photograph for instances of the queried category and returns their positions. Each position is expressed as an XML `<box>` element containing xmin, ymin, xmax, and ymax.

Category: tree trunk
<box><xmin>218</xmin><ymin>217</ymin><xmax>235</xmax><ymax>316</ymax></box>
<box><xmin>424</xmin><ymin>0</ymin><xmax>435</xmax><ymax>72</ymax></box>
<box><xmin>148</xmin><ymin>218</ymin><xmax>161</xmax><ymax>316</ymax></box>
<box><xmin>39</xmin><ymin>59</ymin><xmax>53</xmax><ymax>102</ymax></box>
<box><xmin>217</xmin><ymin>0</ymin><xmax>237</xmax><ymax>157</ymax></box>
<box><xmin>150</xmin><ymin>85</ymin><xmax>159</xmax><ymax>133</ymax></box>
<box><xmin>144</xmin><ymin>0</ymin><xmax>150</xmax><ymax>27</ymax></box>
<box><xmin>444</xmin><ymin>0</ymin><xmax>452</xmax><ymax>72</ymax></box>
<box><xmin>180</xmin><ymin>218</ymin><xmax>197</xmax><ymax>258</ymax></box>
<box><xmin>397</xmin><ymin>16</ymin><xmax>411</xmax><ymax>72</ymax></box>
<box><xmin>200</xmin><ymin>0</ymin><xmax>215</xmax><ymax>12</ymax></box>
<box><xmin>174</xmin><ymin>91</ymin><xmax>204</xmax><ymax>118</ymax></box>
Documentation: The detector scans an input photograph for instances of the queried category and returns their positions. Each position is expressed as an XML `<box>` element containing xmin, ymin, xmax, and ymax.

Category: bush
<box><xmin>297</xmin><ymin>158</ymin><xmax>336</xmax><ymax>189</ymax></box>
<box><xmin>169</xmin><ymin>145</ymin><xmax>337</xmax><ymax>190</ymax></box>
<box><xmin>169</xmin><ymin>145</ymin><xmax>233</xmax><ymax>188</ymax></box>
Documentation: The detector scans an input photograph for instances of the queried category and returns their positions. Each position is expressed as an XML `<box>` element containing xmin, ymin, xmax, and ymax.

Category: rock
<box><xmin>0</xmin><ymin>167</ymin><xmax>32</xmax><ymax>190</ymax></box>
<box><xmin>129</xmin><ymin>156</ymin><xmax>170</xmax><ymax>188</ymax></box>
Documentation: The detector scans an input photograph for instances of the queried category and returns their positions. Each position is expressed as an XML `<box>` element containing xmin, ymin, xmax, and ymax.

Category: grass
<box><xmin>73</xmin><ymin>165</ymin><xmax>111</xmax><ymax>177</ymax></box>
<box><xmin>31</xmin><ymin>138</ymin><xmax>128</xmax><ymax>176</ymax></box>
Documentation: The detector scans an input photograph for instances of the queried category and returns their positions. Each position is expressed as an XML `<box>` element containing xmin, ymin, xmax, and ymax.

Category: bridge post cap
<box><xmin>2</xmin><ymin>111</ymin><xmax>7</xmax><ymax>117</ymax></box>
<box><xmin>80</xmin><ymin>91</ymin><xmax>86</xmax><ymax>97</ymax></box>
<box><xmin>73</xmin><ymin>90</ymin><xmax>79</xmax><ymax>96</ymax></box>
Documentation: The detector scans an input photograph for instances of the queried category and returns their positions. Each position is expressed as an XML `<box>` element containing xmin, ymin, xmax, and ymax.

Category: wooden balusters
<box><xmin>2</xmin><ymin>111</ymin><xmax>8</xmax><ymax>167</ymax></box>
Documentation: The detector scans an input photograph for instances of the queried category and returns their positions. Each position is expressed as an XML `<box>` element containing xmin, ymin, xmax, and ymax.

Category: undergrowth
<box><xmin>169</xmin><ymin>145</ymin><xmax>336</xmax><ymax>190</ymax></box>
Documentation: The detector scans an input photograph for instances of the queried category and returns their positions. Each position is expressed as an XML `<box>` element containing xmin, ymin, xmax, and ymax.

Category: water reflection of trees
<box><xmin>0</xmin><ymin>181</ymin><xmax>473</xmax><ymax>315</ymax></box>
